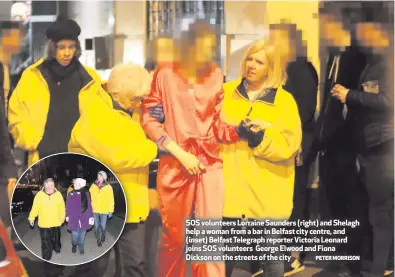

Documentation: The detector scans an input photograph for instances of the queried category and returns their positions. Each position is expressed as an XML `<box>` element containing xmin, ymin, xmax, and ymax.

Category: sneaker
<box><xmin>284</xmin><ymin>258</ymin><xmax>305</xmax><ymax>276</ymax></box>
<box><xmin>72</xmin><ymin>245</ymin><xmax>77</xmax><ymax>253</ymax></box>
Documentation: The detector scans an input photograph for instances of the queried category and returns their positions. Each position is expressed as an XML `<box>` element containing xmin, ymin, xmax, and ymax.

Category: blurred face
<box><xmin>1</xmin><ymin>28</ymin><xmax>21</xmax><ymax>54</ymax></box>
<box><xmin>321</xmin><ymin>15</ymin><xmax>351</xmax><ymax>47</ymax></box>
<box><xmin>270</xmin><ymin>29</ymin><xmax>292</xmax><ymax>63</ymax></box>
<box><xmin>97</xmin><ymin>174</ymin><xmax>104</xmax><ymax>183</ymax></box>
<box><xmin>356</xmin><ymin>23</ymin><xmax>389</xmax><ymax>49</ymax></box>
<box><xmin>195</xmin><ymin>34</ymin><xmax>216</xmax><ymax>64</ymax></box>
<box><xmin>245</xmin><ymin>49</ymin><xmax>269</xmax><ymax>85</ymax></box>
<box><xmin>74</xmin><ymin>181</ymin><xmax>80</xmax><ymax>190</ymax></box>
<box><xmin>155</xmin><ymin>38</ymin><xmax>175</xmax><ymax>64</ymax></box>
<box><xmin>45</xmin><ymin>181</ymin><xmax>55</xmax><ymax>192</ymax></box>
<box><xmin>56</xmin><ymin>40</ymin><xmax>76</xmax><ymax>66</ymax></box>
<box><xmin>114</xmin><ymin>85</ymin><xmax>150</xmax><ymax>112</ymax></box>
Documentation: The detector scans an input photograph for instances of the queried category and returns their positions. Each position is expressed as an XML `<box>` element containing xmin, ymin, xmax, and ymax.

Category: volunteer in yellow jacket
<box><xmin>7</xmin><ymin>17</ymin><xmax>107</xmax><ymax>167</ymax></box>
<box><xmin>89</xmin><ymin>171</ymin><xmax>114</xmax><ymax>247</ymax></box>
<box><xmin>221</xmin><ymin>39</ymin><xmax>302</xmax><ymax>277</ymax></box>
<box><xmin>68</xmin><ymin>63</ymin><xmax>157</xmax><ymax>276</ymax></box>
<box><xmin>28</xmin><ymin>178</ymin><xmax>65</xmax><ymax>261</ymax></box>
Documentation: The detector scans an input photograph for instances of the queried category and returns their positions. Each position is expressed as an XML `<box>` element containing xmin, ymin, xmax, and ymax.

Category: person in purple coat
<box><xmin>65</xmin><ymin>178</ymin><xmax>94</xmax><ymax>255</ymax></box>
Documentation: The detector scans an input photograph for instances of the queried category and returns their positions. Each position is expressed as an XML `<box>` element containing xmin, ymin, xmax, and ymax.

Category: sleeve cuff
<box><xmin>346</xmin><ymin>89</ymin><xmax>359</xmax><ymax>104</ymax></box>
<box><xmin>157</xmin><ymin>135</ymin><xmax>172</xmax><ymax>148</ymax></box>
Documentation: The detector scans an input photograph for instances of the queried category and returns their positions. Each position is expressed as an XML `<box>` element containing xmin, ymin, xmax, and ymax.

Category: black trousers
<box><xmin>114</xmin><ymin>222</ymin><xmax>147</xmax><ymax>277</ymax></box>
<box><xmin>144</xmin><ymin>211</ymin><xmax>161</xmax><ymax>277</ymax></box>
<box><xmin>319</xmin><ymin>144</ymin><xmax>369</xmax><ymax>262</ymax></box>
<box><xmin>358</xmin><ymin>141</ymin><xmax>394</xmax><ymax>276</ymax></box>
<box><xmin>39</xmin><ymin>227</ymin><xmax>61</xmax><ymax>261</ymax></box>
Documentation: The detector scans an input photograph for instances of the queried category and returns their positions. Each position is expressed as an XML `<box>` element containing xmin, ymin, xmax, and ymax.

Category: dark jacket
<box><xmin>318</xmin><ymin>46</ymin><xmax>368</xmax><ymax>148</ymax></box>
<box><xmin>306</xmin><ymin>46</ymin><xmax>368</xmax><ymax>164</ymax></box>
<box><xmin>346</xmin><ymin>54</ymin><xmax>393</xmax><ymax>152</ymax></box>
<box><xmin>283</xmin><ymin>56</ymin><xmax>318</xmax><ymax>162</ymax></box>
<box><xmin>0</xmin><ymin>92</ymin><xmax>17</xmax><ymax>185</ymax></box>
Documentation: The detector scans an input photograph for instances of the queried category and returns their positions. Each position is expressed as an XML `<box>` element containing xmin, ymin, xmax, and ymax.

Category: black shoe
<box><xmin>80</xmin><ymin>249</ymin><xmax>84</xmax><ymax>255</ymax></box>
<box><xmin>72</xmin><ymin>245</ymin><xmax>77</xmax><ymax>253</ymax></box>
<box><xmin>285</xmin><ymin>257</ymin><xmax>305</xmax><ymax>276</ymax></box>
<box><xmin>97</xmin><ymin>240</ymin><xmax>102</xmax><ymax>247</ymax></box>
<box><xmin>101</xmin><ymin>234</ymin><xmax>105</xmax><ymax>243</ymax></box>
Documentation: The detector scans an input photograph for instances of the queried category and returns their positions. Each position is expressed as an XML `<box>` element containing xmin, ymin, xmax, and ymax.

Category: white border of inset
<box><xmin>10</xmin><ymin>152</ymin><xmax>128</xmax><ymax>267</ymax></box>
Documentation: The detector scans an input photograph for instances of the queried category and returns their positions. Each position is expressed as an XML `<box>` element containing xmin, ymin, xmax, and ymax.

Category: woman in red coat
<box><xmin>142</xmin><ymin>20</ymin><xmax>241</xmax><ymax>277</ymax></box>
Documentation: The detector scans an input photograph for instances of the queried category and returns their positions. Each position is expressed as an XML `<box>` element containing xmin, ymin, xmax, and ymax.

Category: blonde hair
<box><xmin>240</xmin><ymin>39</ymin><xmax>285</xmax><ymax>89</ymax></box>
<box><xmin>107</xmin><ymin>63</ymin><xmax>151</xmax><ymax>97</ymax></box>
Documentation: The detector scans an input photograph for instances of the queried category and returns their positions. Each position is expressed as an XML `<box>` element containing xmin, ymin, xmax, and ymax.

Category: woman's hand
<box><xmin>179</xmin><ymin>152</ymin><xmax>205</xmax><ymax>175</ymax></box>
<box><xmin>246</xmin><ymin>119</ymin><xmax>271</xmax><ymax>132</ymax></box>
<box><xmin>65</xmin><ymin>217</ymin><xmax>69</xmax><ymax>222</ymax></box>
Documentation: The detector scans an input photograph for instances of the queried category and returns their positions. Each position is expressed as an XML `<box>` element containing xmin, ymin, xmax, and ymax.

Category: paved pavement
<box><xmin>13</xmin><ymin>212</ymin><xmax>124</xmax><ymax>266</ymax></box>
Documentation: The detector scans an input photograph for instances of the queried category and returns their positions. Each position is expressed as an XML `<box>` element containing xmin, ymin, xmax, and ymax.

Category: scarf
<box><xmin>72</xmin><ymin>186</ymin><xmax>88</xmax><ymax>214</ymax></box>
<box><xmin>48</xmin><ymin>57</ymin><xmax>79</xmax><ymax>83</ymax></box>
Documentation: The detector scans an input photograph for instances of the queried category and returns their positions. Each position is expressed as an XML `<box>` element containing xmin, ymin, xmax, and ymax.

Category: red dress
<box><xmin>142</xmin><ymin>62</ymin><xmax>238</xmax><ymax>277</ymax></box>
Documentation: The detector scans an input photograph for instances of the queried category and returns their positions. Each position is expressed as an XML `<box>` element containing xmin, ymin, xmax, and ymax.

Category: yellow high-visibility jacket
<box><xmin>68</xmin><ymin>93</ymin><xmax>157</xmax><ymax>223</ymax></box>
<box><xmin>28</xmin><ymin>188</ymin><xmax>65</xmax><ymax>228</ymax></box>
<box><xmin>221</xmin><ymin>78</ymin><xmax>302</xmax><ymax>220</ymax></box>
<box><xmin>89</xmin><ymin>183</ymin><xmax>114</xmax><ymax>214</ymax></box>
<box><xmin>8</xmin><ymin>58</ymin><xmax>107</xmax><ymax>166</ymax></box>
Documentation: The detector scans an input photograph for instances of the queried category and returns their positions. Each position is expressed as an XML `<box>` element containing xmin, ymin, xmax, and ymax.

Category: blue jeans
<box><xmin>71</xmin><ymin>225</ymin><xmax>86</xmax><ymax>250</ymax></box>
<box><xmin>94</xmin><ymin>213</ymin><xmax>108</xmax><ymax>241</ymax></box>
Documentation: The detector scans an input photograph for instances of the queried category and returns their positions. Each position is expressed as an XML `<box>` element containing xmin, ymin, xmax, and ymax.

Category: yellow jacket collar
<box><xmin>226</xmin><ymin>77</ymin><xmax>279</xmax><ymax>105</ymax></box>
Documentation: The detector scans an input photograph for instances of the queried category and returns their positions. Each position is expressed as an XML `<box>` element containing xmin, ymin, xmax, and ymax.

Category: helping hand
<box><xmin>331</xmin><ymin>84</ymin><xmax>350</xmax><ymax>103</ymax></box>
<box><xmin>149</xmin><ymin>105</ymin><xmax>165</xmax><ymax>124</ymax></box>
<box><xmin>245</xmin><ymin>119</ymin><xmax>271</xmax><ymax>132</ymax></box>
<box><xmin>179</xmin><ymin>152</ymin><xmax>205</xmax><ymax>176</ymax></box>
<box><xmin>236</xmin><ymin>119</ymin><xmax>252</xmax><ymax>139</ymax></box>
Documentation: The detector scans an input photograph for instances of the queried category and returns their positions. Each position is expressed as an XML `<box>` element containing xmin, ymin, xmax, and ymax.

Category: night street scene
<box><xmin>11</xmin><ymin>153</ymin><xmax>126</xmax><ymax>266</ymax></box>
<box><xmin>0</xmin><ymin>0</ymin><xmax>393</xmax><ymax>277</ymax></box>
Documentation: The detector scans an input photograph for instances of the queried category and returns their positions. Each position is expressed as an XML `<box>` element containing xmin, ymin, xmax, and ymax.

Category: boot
<box><xmin>72</xmin><ymin>245</ymin><xmax>77</xmax><ymax>253</ymax></box>
<box><xmin>97</xmin><ymin>239</ymin><xmax>102</xmax><ymax>247</ymax></box>
<box><xmin>101</xmin><ymin>233</ymin><xmax>105</xmax><ymax>243</ymax></box>
<box><xmin>79</xmin><ymin>249</ymin><xmax>84</xmax><ymax>255</ymax></box>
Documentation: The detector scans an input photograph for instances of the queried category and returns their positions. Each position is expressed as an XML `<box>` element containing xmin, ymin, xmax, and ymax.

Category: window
<box><xmin>146</xmin><ymin>0</ymin><xmax>225</xmax><ymax>66</ymax></box>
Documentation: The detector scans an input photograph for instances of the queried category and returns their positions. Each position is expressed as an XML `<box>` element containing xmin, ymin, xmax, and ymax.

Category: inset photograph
<box><xmin>11</xmin><ymin>153</ymin><xmax>127</xmax><ymax>266</ymax></box>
